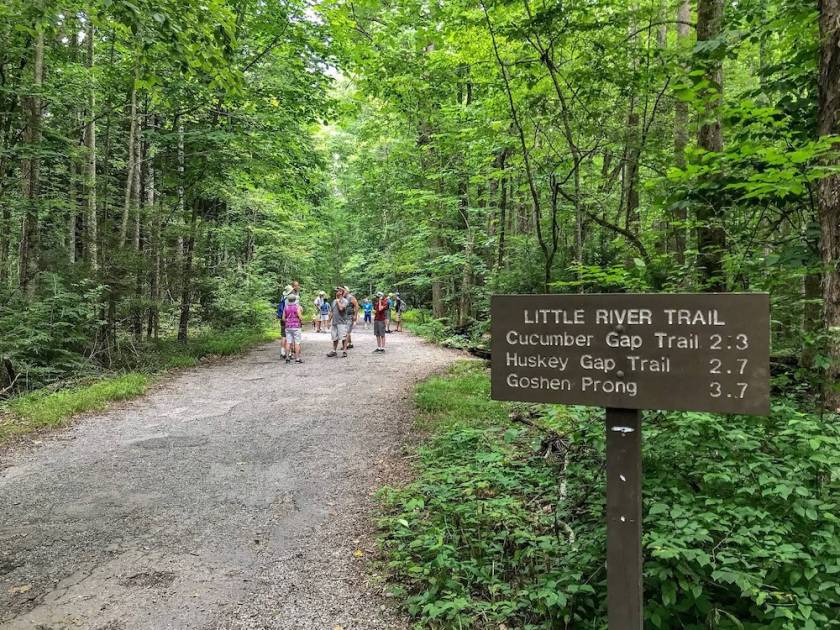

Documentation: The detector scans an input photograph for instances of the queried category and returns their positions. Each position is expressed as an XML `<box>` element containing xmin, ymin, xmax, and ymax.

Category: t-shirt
<box><xmin>319</xmin><ymin>299</ymin><xmax>330</xmax><ymax>315</ymax></box>
<box><xmin>331</xmin><ymin>298</ymin><xmax>349</xmax><ymax>325</ymax></box>
<box><xmin>362</xmin><ymin>301</ymin><xmax>373</xmax><ymax>314</ymax></box>
<box><xmin>284</xmin><ymin>304</ymin><xmax>302</xmax><ymax>328</ymax></box>
<box><xmin>374</xmin><ymin>298</ymin><xmax>389</xmax><ymax>321</ymax></box>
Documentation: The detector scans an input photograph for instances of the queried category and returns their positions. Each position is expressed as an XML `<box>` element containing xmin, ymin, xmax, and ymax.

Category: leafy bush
<box><xmin>0</xmin><ymin>276</ymin><xmax>105</xmax><ymax>391</ymax></box>
<box><xmin>199</xmin><ymin>273</ymin><xmax>275</xmax><ymax>330</ymax></box>
<box><xmin>378</xmin><ymin>362</ymin><xmax>840</xmax><ymax>629</ymax></box>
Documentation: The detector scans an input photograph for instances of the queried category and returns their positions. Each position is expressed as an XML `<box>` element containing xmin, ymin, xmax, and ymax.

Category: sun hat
<box><xmin>283</xmin><ymin>284</ymin><xmax>293</xmax><ymax>296</ymax></box>
<box><xmin>319</xmin><ymin>290</ymin><xmax>325</xmax><ymax>296</ymax></box>
<box><xmin>376</xmin><ymin>291</ymin><xmax>384</xmax><ymax>297</ymax></box>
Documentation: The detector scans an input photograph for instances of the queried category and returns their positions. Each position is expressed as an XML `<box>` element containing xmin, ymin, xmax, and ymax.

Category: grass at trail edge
<box><xmin>0</xmin><ymin>325</ymin><xmax>279</xmax><ymax>445</ymax></box>
<box><xmin>377</xmin><ymin>361</ymin><xmax>839</xmax><ymax>629</ymax></box>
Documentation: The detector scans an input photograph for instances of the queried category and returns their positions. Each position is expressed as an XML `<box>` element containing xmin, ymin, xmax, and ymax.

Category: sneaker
<box><xmin>347</xmin><ymin>344</ymin><xmax>354</xmax><ymax>349</ymax></box>
<box><xmin>341</xmin><ymin>351</ymin><xmax>348</xmax><ymax>358</ymax></box>
<box><xmin>326</xmin><ymin>351</ymin><xmax>337</xmax><ymax>357</ymax></box>
<box><xmin>295</xmin><ymin>358</ymin><xmax>303</xmax><ymax>363</ymax></box>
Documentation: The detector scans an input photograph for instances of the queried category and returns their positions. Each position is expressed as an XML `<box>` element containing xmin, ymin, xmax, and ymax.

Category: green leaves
<box><xmin>377</xmin><ymin>365</ymin><xmax>840</xmax><ymax>628</ymax></box>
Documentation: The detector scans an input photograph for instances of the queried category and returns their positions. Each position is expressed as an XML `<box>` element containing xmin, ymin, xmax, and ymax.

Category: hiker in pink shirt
<box><xmin>283</xmin><ymin>294</ymin><xmax>304</xmax><ymax>364</ymax></box>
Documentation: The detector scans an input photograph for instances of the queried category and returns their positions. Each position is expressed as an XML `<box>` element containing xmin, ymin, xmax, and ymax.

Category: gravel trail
<box><xmin>0</xmin><ymin>327</ymin><xmax>459</xmax><ymax>629</ymax></box>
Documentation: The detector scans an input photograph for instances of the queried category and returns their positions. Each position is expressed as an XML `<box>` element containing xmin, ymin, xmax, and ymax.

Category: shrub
<box><xmin>378</xmin><ymin>363</ymin><xmax>840</xmax><ymax>629</ymax></box>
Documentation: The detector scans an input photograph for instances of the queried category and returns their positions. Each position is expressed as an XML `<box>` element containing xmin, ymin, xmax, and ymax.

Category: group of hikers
<box><xmin>276</xmin><ymin>281</ymin><xmax>407</xmax><ymax>363</ymax></box>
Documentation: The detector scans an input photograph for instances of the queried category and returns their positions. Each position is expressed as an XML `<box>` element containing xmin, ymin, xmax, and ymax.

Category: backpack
<box><xmin>277</xmin><ymin>296</ymin><xmax>287</xmax><ymax>319</ymax></box>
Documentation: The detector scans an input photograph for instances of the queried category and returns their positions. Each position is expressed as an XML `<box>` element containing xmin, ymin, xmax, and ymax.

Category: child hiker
<box><xmin>283</xmin><ymin>293</ymin><xmax>304</xmax><ymax>364</ymax></box>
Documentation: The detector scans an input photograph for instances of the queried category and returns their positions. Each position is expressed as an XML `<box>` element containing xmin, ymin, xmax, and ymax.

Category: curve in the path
<box><xmin>0</xmin><ymin>327</ymin><xmax>460</xmax><ymax>630</ymax></box>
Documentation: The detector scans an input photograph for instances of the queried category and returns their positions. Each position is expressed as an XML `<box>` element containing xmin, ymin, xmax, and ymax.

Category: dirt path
<box><xmin>0</xmin><ymin>327</ymin><xmax>459</xmax><ymax>630</ymax></box>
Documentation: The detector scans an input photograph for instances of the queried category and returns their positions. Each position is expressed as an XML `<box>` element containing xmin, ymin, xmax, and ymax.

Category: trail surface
<box><xmin>1</xmin><ymin>327</ymin><xmax>459</xmax><ymax>630</ymax></box>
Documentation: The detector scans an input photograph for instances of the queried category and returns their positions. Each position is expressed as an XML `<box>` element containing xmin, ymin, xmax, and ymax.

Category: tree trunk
<box><xmin>625</xmin><ymin>109</ymin><xmax>641</xmax><ymax>234</ymax></box>
<box><xmin>0</xmin><ymin>111</ymin><xmax>14</xmax><ymax>284</ymax></box>
<box><xmin>19</xmin><ymin>24</ymin><xmax>45</xmax><ymax>296</ymax></box>
<box><xmin>85</xmin><ymin>19</ymin><xmax>98</xmax><ymax>272</ymax></box>
<box><xmin>432</xmin><ymin>235</ymin><xmax>445</xmax><ymax>319</ymax></box>
<box><xmin>68</xmin><ymin>153</ymin><xmax>78</xmax><ymax>265</ymax></box>
<box><xmin>497</xmin><ymin>150</ymin><xmax>508</xmax><ymax>268</ymax></box>
<box><xmin>178</xmin><ymin>201</ymin><xmax>198</xmax><ymax>343</ymax></box>
<box><xmin>132</xmin><ymin>112</ymin><xmax>143</xmax><ymax>342</ymax></box>
<box><xmin>695</xmin><ymin>0</ymin><xmax>726</xmax><ymax>290</ymax></box>
<box><xmin>147</xmin><ymin>114</ymin><xmax>160</xmax><ymax>340</ymax></box>
<box><xmin>119</xmin><ymin>64</ymin><xmax>139</xmax><ymax>249</ymax></box>
<box><xmin>672</xmin><ymin>0</ymin><xmax>691</xmax><ymax>264</ymax></box>
<box><xmin>818</xmin><ymin>0</ymin><xmax>840</xmax><ymax>409</ymax></box>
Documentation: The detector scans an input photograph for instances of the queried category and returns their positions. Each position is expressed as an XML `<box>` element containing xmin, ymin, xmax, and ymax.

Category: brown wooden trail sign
<box><xmin>489</xmin><ymin>293</ymin><xmax>770</xmax><ymax>629</ymax></box>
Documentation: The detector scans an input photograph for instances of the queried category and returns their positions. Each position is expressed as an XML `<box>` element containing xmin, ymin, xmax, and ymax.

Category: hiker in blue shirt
<box><xmin>362</xmin><ymin>297</ymin><xmax>373</xmax><ymax>329</ymax></box>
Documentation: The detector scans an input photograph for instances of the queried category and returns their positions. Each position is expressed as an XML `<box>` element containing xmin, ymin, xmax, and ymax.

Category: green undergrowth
<box><xmin>403</xmin><ymin>309</ymin><xmax>490</xmax><ymax>353</ymax></box>
<box><xmin>377</xmin><ymin>361</ymin><xmax>840</xmax><ymax>629</ymax></box>
<box><xmin>0</xmin><ymin>325</ymin><xmax>279</xmax><ymax>444</ymax></box>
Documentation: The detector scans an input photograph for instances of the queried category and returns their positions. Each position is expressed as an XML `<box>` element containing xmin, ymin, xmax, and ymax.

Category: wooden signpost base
<box><xmin>606</xmin><ymin>408</ymin><xmax>643</xmax><ymax>630</ymax></box>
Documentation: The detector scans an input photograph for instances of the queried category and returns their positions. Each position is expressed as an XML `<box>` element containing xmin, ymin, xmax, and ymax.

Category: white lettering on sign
<box><xmin>506</xmin><ymin>352</ymin><xmax>569</xmax><ymax>371</ymax></box>
<box><xmin>595</xmin><ymin>309</ymin><xmax>652</xmax><ymax>325</ymax></box>
<box><xmin>605</xmin><ymin>332</ymin><xmax>643</xmax><ymax>350</ymax></box>
<box><xmin>506</xmin><ymin>373</ymin><xmax>573</xmax><ymax>391</ymax></box>
<box><xmin>506</xmin><ymin>330</ymin><xmax>594</xmax><ymax>347</ymax></box>
<box><xmin>491</xmin><ymin>293</ymin><xmax>769</xmax><ymax>415</ymax></box>
<box><xmin>580</xmin><ymin>355</ymin><xmax>616</xmax><ymax>373</ymax></box>
<box><xmin>581</xmin><ymin>377</ymin><xmax>638</xmax><ymax>397</ymax></box>
<box><xmin>653</xmin><ymin>332</ymin><xmax>699</xmax><ymax>349</ymax></box>
<box><xmin>627</xmin><ymin>355</ymin><xmax>671</xmax><ymax>372</ymax></box>
<box><xmin>663</xmin><ymin>309</ymin><xmax>726</xmax><ymax>326</ymax></box>
<box><xmin>523</xmin><ymin>309</ymin><xmax>586</xmax><ymax>325</ymax></box>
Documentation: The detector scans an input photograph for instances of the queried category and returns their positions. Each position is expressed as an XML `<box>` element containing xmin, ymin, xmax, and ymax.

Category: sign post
<box><xmin>490</xmin><ymin>293</ymin><xmax>769</xmax><ymax>629</ymax></box>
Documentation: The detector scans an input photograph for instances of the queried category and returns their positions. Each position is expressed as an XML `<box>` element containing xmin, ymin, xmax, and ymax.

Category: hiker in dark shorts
<box><xmin>327</xmin><ymin>287</ymin><xmax>349</xmax><ymax>358</ymax></box>
<box><xmin>373</xmin><ymin>291</ymin><xmax>389</xmax><ymax>353</ymax></box>
<box><xmin>362</xmin><ymin>298</ymin><xmax>373</xmax><ymax>328</ymax></box>
<box><xmin>343</xmin><ymin>286</ymin><xmax>360</xmax><ymax>349</ymax></box>
<box><xmin>393</xmin><ymin>292</ymin><xmax>405</xmax><ymax>332</ymax></box>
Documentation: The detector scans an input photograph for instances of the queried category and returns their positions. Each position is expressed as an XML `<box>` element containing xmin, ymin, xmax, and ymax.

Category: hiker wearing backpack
<box><xmin>315</xmin><ymin>291</ymin><xmax>330</xmax><ymax>333</ymax></box>
<box><xmin>283</xmin><ymin>294</ymin><xmax>304</xmax><ymax>364</ymax></box>
<box><xmin>362</xmin><ymin>297</ymin><xmax>373</xmax><ymax>329</ymax></box>
<box><xmin>276</xmin><ymin>284</ymin><xmax>292</xmax><ymax>359</ymax></box>
<box><xmin>393</xmin><ymin>292</ymin><xmax>406</xmax><ymax>332</ymax></box>
<box><xmin>343</xmin><ymin>286</ymin><xmax>360</xmax><ymax>349</ymax></box>
<box><xmin>326</xmin><ymin>287</ymin><xmax>350</xmax><ymax>358</ymax></box>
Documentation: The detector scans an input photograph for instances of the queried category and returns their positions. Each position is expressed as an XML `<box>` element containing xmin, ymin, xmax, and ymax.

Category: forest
<box><xmin>0</xmin><ymin>0</ymin><xmax>838</xmax><ymax>628</ymax></box>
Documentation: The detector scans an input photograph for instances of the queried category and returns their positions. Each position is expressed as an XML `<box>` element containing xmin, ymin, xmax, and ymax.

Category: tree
<box><xmin>818</xmin><ymin>0</ymin><xmax>840</xmax><ymax>408</ymax></box>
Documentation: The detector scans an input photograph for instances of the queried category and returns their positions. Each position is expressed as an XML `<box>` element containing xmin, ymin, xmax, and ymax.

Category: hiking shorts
<box><xmin>374</xmin><ymin>320</ymin><xmax>386</xmax><ymax>338</ymax></box>
<box><xmin>331</xmin><ymin>323</ymin><xmax>348</xmax><ymax>342</ymax></box>
<box><xmin>393</xmin><ymin>312</ymin><xmax>402</xmax><ymax>322</ymax></box>
<box><xmin>319</xmin><ymin>313</ymin><xmax>329</xmax><ymax>322</ymax></box>
<box><xmin>286</xmin><ymin>328</ymin><xmax>302</xmax><ymax>345</ymax></box>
